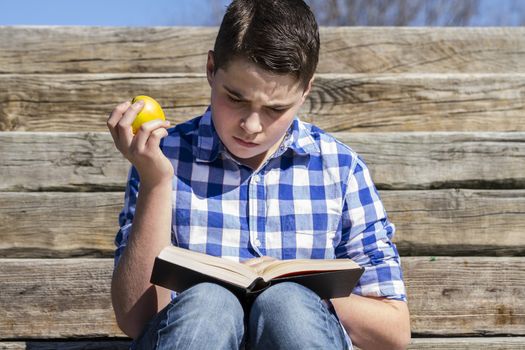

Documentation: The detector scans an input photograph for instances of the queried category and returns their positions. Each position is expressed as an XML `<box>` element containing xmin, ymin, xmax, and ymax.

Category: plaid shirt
<box><xmin>115</xmin><ymin>107</ymin><xmax>406</xmax><ymax>347</ymax></box>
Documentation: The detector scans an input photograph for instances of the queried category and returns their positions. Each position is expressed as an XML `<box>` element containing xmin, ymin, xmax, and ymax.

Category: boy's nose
<box><xmin>241</xmin><ymin>112</ymin><xmax>263</xmax><ymax>134</ymax></box>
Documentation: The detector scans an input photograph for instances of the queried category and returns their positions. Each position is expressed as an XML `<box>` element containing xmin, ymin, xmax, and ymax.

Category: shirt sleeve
<box><xmin>335</xmin><ymin>155</ymin><xmax>407</xmax><ymax>301</ymax></box>
<box><xmin>114</xmin><ymin>165</ymin><xmax>140</xmax><ymax>269</ymax></box>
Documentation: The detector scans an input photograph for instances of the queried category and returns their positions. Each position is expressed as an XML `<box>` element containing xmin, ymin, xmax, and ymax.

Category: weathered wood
<box><xmin>0</xmin><ymin>341</ymin><xmax>131</xmax><ymax>350</ymax></box>
<box><xmin>1</xmin><ymin>27</ymin><xmax>524</xmax><ymax>74</ymax></box>
<box><xmin>338</xmin><ymin>132</ymin><xmax>525</xmax><ymax>190</ymax></box>
<box><xmin>0</xmin><ymin>132</ymin><xmax>128</xmax><ymax>191</ymax></box>
<box><xmin>404</xmin><ymin>257</ymin><xmax>525</xmax><ymax>336</ymax></box>
<box><xmin>1</xmin><ymin>73</ymin><xmax>524</xmax><ymax>132</ymax></box>
<box><xmin>1</xmin><ymin>132</ymin><xmax>523</xmax><ymax>191</ymax></box>
<box><xmin>383</xmin><ymin>190</ymin><xmax>525</xmax><ymax>256</ymax></box>
<box><xmin>408</xmin><ymin>337</ymin><xmax>525</xmax><ymax>349</ymax></box>
<box><xmin>0</xmin><ymin>259</ymin><xmax>120</xmax><ymax>338</ymax></box>
<box><xmin>2</xmin><ymin>338</ymin><xmax>525</xmax><ymax>350</ymax></box>
<box><xmin>0</xmin><ymin>257</ymin><xmax>523</xmax><ymax>338</ymax></box>
<box><xmin>1</xmin><ymin>190</ymin><xmax>524</xmax><ymax>258</ymax></box>
<box><xmin>0</xmin><ymin>192</ymin><xmax>121</xmax><ymax>258</ymax></box>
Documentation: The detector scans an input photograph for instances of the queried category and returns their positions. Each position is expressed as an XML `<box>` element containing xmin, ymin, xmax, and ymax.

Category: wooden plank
<box><xmin>2</xmin><ymin>132</ymin><xmax>523</xmax><ymax>191</ymax></box>
<box><xmin>383</xmin><ymin>190</ymin><xmax>525</xmax><ymax>257</ymax></box>
<box><xmin>0</xmin><ymin>132</ymin><xmax>129</xmax><ymax>192</ymax></box>
<box><xmin>1</xmin><ymin>190</ymin><xmax>524</xmax><ymax>258</ymax></box>
<box><xmin>2</xmin><ymin>338</ymin><xmax>525</xmax><ymax>350</ymax></box>
<box><xmin>338</xmin><ymin>132</ymin><xmax>525</xmax><ymax>190</ymax></box>
<box><xmin>1</xmin><ymin>73</ymin><xmax>524</xmax><ymax>132</ymax></box>
<box><xmin>1</xmin><ymin>27</ymin><xmax>524</xmax><ymax>74</ymax></box>
<box><xmin>0</xmin><ymin>192</ymin><xmax>121</xmax><ymax>258</ymax></box>
<box><xmin>404</xmin><ymin>257</ymin><xmax>525</xmax><ymax>336</ymax></box>
<box><xmin>0</xmin><ymin>257</ymin><xmax>523</xmax><ymax>338</ymax></box>
<box><xmin>0</xmin><ymin>259</ymin><xmax>120</xmax><ymax>338</ymax></box>
<box><xmin>0</xmin><ymin>341</ymin><xmax>131</xmax><ymax>349</ymax></box>
<box><xmin>407</xmin><ymin>337</ymin><xmax>525</xmax><ymax>349</ymax></box>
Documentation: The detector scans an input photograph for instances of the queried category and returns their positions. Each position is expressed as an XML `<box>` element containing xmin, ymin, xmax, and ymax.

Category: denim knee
<box><xmin>173</xmin><ymin>282</ymin><xmax>245</xmax><ymax>331</ymax></box>
<box><xmin>134</xmin><ymin>282</ymin><xmax>245</xmax><ymax>350</ymax></box>
<box><xmin>251</xmin><ymin>282</ymin><xmax>317</xmax><ymax>316</ymax></box>
<box><xmin>248</xmin><ymin>282</ymin><xmax>347</xmax><ymax>349</ymax></box>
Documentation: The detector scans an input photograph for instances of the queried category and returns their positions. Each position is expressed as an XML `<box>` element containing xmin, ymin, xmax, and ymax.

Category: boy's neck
<box><xmin>231</xmin><ymin>133</ymin><xmax>287</xmax><ymax>172</ymax></box>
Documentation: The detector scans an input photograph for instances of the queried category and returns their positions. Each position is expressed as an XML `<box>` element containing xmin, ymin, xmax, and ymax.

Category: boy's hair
<box><xmin>213</xmin><ymin>0</ymin><xmax>320</xmax><ymax>90</ymax></box>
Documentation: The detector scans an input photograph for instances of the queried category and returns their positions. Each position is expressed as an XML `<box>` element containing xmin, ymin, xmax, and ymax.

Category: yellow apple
<box><xmin>131</xmin><ymin>95</ymin><xmax>166</xmax><ymax>134</ymax></box>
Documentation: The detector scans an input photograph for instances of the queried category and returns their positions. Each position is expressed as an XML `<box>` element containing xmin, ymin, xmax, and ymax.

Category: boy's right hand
<box><xmin>107</xmin><ymin>100</ymin><xmax>173</xmax><ymax>188</ymax></box>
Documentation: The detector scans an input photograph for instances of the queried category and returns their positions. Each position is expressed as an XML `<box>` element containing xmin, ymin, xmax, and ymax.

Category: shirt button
<box><xmin>252</xmin><ymin>175</ymin><xmax>260</xmax><ymax>183</ymax></box>
<box><xmin>254</xmin><ymin>238</ymin><xmax>261</xmax><ymax>247</ymax></box>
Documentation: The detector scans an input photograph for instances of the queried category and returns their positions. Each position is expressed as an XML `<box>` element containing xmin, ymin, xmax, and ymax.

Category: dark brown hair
<box><xmin>213</xmin><ymin>0</ymin><xmax>320</xmax><ymax>90</ymax></box>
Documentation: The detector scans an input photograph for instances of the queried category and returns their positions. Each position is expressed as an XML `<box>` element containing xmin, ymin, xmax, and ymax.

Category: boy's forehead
<box><xmin>219</xmin><ymin>57</ymin><xmax>303</xmax><ymax>99</ymax></box>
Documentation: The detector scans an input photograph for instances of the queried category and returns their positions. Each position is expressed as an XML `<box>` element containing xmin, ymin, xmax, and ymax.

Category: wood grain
<box><xmin>338</xmin><ymin>132</ymin><xmax>525</xmax><ymax>190</ymax></box>
<box><xmin>0</xmin><ymin>259</ymin><xmax>120</xmax><ymax>338</ymax></box>
<box><xmin>0</xmin><ymin>341</ymin><xmax>131</xmax><ymax>350</ymax></box>
<box><xmin>404</xmin><ymin>257</ymin><xmax>525</xmax><ymax>336</ymax></box>
<box><xmin>0</xmin><ymin>132</ymin><xmax>128</xmax><ymax>191</ymax></box>
<box><xmin>0</xmin><ymin>190</ymin><xmax>523</xmax><ymax>258</ymax></box>
<box><xmin>407</xmin><ymin>338</ymin><xmax>525</xmax><ymax>349</ymax></box>
<box><xmin>0</xmin><ymin>257</ymin><xmax>523</xmax><ymax>338</ymax></box>
<box><xmin>1</xmin><ymin>27</ymin><xmax>524</xmax><ymax>74</ymax></box>
<box><xmin>383</xmin><ymin>190</ymin><xmax>525</xmax><ymax>256</ymax></box>
<box><xmin>1</xmin><ymin>73</ymin><xmax>524</xmax><ymax>132</ymax></box>
<box><xmin>2</xmin><ymin>338</ymin><xmax>525</xmax><ymax>349</ymax></box>
<box><xmin>2</xmin><ymin>132</ymin><xmax>523</xmax><ymax>191</ymax></box>
<box><xmin>0</xmin><ymin>192</ymin><xmax>121</xmax><ymax>258</ymax></box>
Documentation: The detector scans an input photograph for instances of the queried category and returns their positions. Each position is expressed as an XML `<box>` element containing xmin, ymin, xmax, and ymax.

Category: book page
<box><xmin>260</xmin><ymin>258</ymin><xmax>360</xmax><ymax>282</ymax></box>
<box><xmin>159</xmin><ymin>246</ymin><xmax>260</xmax><ymax>281</ymax></box>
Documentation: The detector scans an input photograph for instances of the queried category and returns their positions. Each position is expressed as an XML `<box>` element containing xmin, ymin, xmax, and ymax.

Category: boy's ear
<box><xmin>206</xmin><ymin>50</ymin><xmax>215</xmax><ymax>87</ymax></box>
<box><xmin>301</xmin><ymin>76</ymin><xmax>315</xmax><ymax>102</ymax></box>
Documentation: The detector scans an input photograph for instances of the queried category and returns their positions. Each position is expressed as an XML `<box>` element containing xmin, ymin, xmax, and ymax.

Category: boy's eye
<box><xmin>227</xmin><ymin>95</ymin><xmax>242</xmax><ymax>103</ymax></box>
<box><xmin>267</xmin><ymin>107</ymin><xmax>287</xmax><ymax>114</ymax></box>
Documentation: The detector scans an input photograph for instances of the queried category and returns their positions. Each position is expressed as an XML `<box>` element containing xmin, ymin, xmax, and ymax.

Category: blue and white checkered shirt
<box><xmin>115</xmin><ymin>107</ymin><xmax>406</xmax><ymax>347</ymax></box>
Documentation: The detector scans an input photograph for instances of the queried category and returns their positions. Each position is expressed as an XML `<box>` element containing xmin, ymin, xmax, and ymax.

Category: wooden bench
<box><xmin>0</xmin><ymin>26</ymin><xmax>524</xmax><ymax>349</ymax></box>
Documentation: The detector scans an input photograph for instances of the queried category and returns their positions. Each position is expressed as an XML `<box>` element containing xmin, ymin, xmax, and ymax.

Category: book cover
<box><xmin>150</xmin><ymin>246</ymin><xmax>364</xmax><ymax>303</ymax></box>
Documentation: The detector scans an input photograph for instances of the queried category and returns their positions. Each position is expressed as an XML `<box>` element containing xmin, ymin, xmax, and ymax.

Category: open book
<box><xmin>151</xmin><ymin>245</ymin><xmax>364</xmax><ymax>302</ymax></box>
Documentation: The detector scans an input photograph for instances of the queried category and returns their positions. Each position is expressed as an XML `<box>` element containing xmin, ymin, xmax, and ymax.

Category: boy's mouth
<box><xmin>233</xmin><ymin>136</ymin><xmax>258</xmax><ymax>148</ymax></box>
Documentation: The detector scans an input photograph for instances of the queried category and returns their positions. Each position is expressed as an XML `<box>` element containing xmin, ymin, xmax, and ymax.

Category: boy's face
<box><xmin>207</xmin><ymin>52</ymin><xmax>312</xmax><ymax>170</ymax></box>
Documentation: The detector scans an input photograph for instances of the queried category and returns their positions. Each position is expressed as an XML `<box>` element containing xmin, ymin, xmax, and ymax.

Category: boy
<box><xmin>108</xmin><ymin>0</ymin><xmax>410</xmax><ymax>349</ymax></box>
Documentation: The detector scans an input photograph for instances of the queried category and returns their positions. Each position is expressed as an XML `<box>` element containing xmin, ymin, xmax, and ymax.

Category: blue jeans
<box><xmin>132</xmin><ymin>282</ymin><xmax>349</xmax><ymax>349</ymax></box>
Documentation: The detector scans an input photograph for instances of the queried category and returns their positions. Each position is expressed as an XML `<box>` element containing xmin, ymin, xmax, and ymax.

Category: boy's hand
<box><xmin>107</xmin><ymin>100</ymin><xmax>173</xmax><ymax>188</ymax></box>
<box><xmin>242</xmin><ymin>256</ymin><xmax>278</xmax><ymax>275</ymax></box>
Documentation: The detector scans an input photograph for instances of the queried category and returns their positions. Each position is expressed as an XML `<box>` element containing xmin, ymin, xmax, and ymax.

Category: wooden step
<box><xmin>1</xmin><ymin>337</ymin><xmax>525</xmax><ymax>349</ymax></box>
<box><xmin>1</xmin><ymin>27</ymin><xmax>524</xmax><ymax>74</ymax></box>
<box><xmin>1</xmin><ymin>132</ymin><xmax>523</xmax><ymax>191</ymax></box>
<box><xmin>1</xmin><ymin>190</ymin><xmax>524</xmax><ymax>258</ymax></box>
<box><xmin>1</xmin><ymin>73</ymin><xmax>523</xmax><ymax>132</ymax></box>
<box><xmin>0</xmin><ymin>257</ymin><xmax>523</xmax><ymax>338</ymax></box>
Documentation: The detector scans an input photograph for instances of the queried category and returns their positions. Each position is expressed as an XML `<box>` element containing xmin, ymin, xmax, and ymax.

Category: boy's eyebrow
<box><xmin>224</xmin><ymin>85</ymin><xmax>246</xmax><ymax>100</ymax></box>
<box><xmin>223</xmin><ymin>84</ymin><xmax>295</xmax><ymax>109</ymax></box>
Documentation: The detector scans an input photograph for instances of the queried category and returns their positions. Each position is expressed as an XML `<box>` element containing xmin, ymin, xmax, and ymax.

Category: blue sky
<box><xmin>1</xmin><ymin>0</ymin><xmax>523</xmax><ymax>26</ymax></box>
<box><xmin>0</xmin><ymin>0</ymin><xmax>230</xmax><ymax>26</ymax></box>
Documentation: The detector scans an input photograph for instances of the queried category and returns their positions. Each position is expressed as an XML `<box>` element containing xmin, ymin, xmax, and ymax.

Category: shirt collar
<box><xmin>194</xmin><ymin>107</ymin><xmax>223</xmax><ymax>162</ymax></box>
<box><xmin>194</xmin><ymin>107</ymin><xmax>320</xmax><ymax>163</ymax></box>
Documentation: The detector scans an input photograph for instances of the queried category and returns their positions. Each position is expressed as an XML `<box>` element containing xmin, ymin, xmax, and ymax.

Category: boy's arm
<box><xmin>336</xmin><ymin>155</ymin><xmax>410</xmax><ymax>349</ymax></box>
<box><xmin>111</xmin><ymin>180</ymin><xmax>173</xmax><ymax>338</ymax></box>
<box><xmin>331</xmin><ymin>295</ymin><xmax>410</xmax><ymax>350</ymax></box>
<box><xmin>108</xmin><ymin>100</ymin><xmax>173</xmax><ymax>338</ymax></box>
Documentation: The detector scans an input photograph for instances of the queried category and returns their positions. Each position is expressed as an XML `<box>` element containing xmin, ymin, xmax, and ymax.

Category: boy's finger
<box><xmin>120</xmin><ymin>99</ymin><xmax>145</xmax><ymax>127</ymax></box>
<box><xmin>107</xmin><ymin>100</ymin><xmax>131</xmax><ymax>129</ymax></box>
<box><xmin>131</xmin><ymin>119</ymin><xmax>169</xmax><ymax>153</ymax></box>
<box><xmin>147</xmin><ymin>127</ymin><xmax>169</xmax><ymax>150</ymax></box>
<box><xmin>118</xmin><ymin>100</ymin><xmax>145</xmax><ymax>147</ymax></box>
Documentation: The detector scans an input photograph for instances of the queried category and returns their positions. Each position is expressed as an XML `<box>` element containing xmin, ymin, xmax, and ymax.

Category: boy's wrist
<box><xmin>139</xmin><ymin>175</ymin><xmax>173</xmax><ymax>192</ymax></box>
